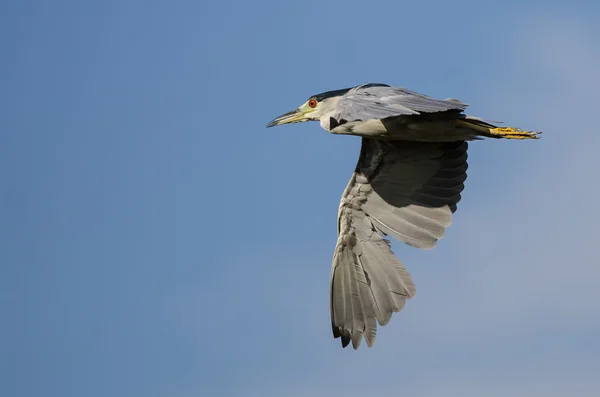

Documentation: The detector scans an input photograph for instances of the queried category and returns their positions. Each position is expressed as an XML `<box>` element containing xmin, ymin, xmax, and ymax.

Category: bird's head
<box><xmin>266</xmin><ymin>87</ymin><xmax>352</xmax><ymax>128</ymax></box>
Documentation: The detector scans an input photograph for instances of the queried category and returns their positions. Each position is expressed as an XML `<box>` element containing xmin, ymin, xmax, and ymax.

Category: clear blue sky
<box><xmin>2</xmin><ymin>1</ymin><xmax>600</xmax><ymax>397</ymax></box>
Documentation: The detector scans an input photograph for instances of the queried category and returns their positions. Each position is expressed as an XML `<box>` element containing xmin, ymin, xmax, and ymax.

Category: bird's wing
<box><xmin>331</xmin><ymin>139</ymin><xmax>468</xmax><ymax>348</ymax></box>
<box><xmin>333</xmin><ymin>85</ymin><xmax>468</xmax><ymax>122</ymax></box>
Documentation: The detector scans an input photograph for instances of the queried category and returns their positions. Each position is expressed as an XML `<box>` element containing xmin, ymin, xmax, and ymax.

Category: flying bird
<box><xmin>267</xmin><ymin>83</ymin><xmax>540</xmax><ymax>349</ymax></box>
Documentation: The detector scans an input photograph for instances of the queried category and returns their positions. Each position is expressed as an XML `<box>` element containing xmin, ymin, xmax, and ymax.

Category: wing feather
<box><xmin>330</xmin><ymin>138</ymin><xmax>468</xmax><ymax>348</ymax></box>
<box><xmin>334</xmin><ymin>85</ymin><xmax>469</xmax><ymax>123</ymax></box>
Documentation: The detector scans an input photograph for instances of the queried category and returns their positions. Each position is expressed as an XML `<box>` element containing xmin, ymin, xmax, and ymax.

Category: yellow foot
<box><xmin>489</xmin><ymin>127</ymin><xmax>541</xmax><ymax>140</ymax></box>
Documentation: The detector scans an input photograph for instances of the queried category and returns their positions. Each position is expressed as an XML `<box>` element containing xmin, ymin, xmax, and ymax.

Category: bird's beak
<box><xmin>266</xmin><ymin>107</ymin><xmax>311</xmax><ymax>128</ymax></box>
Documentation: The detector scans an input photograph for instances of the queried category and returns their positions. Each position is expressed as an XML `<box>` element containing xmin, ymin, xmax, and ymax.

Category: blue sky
<box><xmin>2</xmin><ymin>1</ymin><xmax>600</xmax><ymax>396</ymax></box>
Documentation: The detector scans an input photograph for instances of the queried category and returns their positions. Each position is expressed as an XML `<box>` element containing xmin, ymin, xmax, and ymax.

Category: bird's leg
<box><xmin>488</xmin><ymin>127</ymin><xmax>541</xmax><ymax>140</ymax></box>
<box><xmin>455</xmin><ymin>119</ymin><xmax>541</xmax><ymax>140</ymax></box>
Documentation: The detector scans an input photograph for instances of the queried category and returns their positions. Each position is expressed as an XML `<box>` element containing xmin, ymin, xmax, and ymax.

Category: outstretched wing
<box><xmin>333</xmin><ymin>85</ymin><xmax>468</xmax><ymax>122</ymax></box>
<box><xmin>330</xmin><ymin>139</ymin><xmax>468</xmax><ymax>348</ymax></box>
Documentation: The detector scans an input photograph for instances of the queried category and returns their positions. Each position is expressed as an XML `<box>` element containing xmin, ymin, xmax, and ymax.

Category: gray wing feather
<box><xmin>330</xmin><ymin>139</ymin><xmax>468</xmax><ymax>348</ymax></box>
<box><xmin>364</xmin><ymin>140</ymin><xmax>468</xmax><ymax>249</ymax></box>
<box><xmin>334</xmin><ymin>85</ymin><xmax>469</xmax><ymax>122</ymax></box>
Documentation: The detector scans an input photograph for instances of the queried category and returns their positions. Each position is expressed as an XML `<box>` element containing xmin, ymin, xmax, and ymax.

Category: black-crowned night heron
<box><xmin>267</xmin><ymin>83</ymin><xmax>540</xmax><ymax>349</ymax></box>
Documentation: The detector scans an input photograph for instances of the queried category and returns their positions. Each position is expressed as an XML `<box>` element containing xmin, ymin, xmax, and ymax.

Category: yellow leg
<box><xmin>489</xmin><ymin>127</ymin><xmax>541</xmax><ymax>140</ymax></box>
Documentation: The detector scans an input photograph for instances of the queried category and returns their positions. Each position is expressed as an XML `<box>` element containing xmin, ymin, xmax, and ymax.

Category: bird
<box><xmin>266</xmin><ymin>83</ymin><xmax>540</xmax><ymax>349</ymax></box>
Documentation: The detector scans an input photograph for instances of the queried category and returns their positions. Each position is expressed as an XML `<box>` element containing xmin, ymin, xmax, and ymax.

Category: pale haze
<box><xmin>2</xmin><ymin>2</ymin><xmax>599</xmax><ymax>397</ymax></box>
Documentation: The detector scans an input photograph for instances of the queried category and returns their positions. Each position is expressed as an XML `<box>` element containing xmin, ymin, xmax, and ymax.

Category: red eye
<box><xmin>308</xmin><ymin>99</ymin><xmax>317</xmax><ymax>108</ymax></box>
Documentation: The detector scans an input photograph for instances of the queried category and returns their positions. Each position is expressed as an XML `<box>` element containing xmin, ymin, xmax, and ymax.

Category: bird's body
<box><xmin>267</xmin><ymin>83</ymin><xmax>539</xmax><ymax>349</ymax></box>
